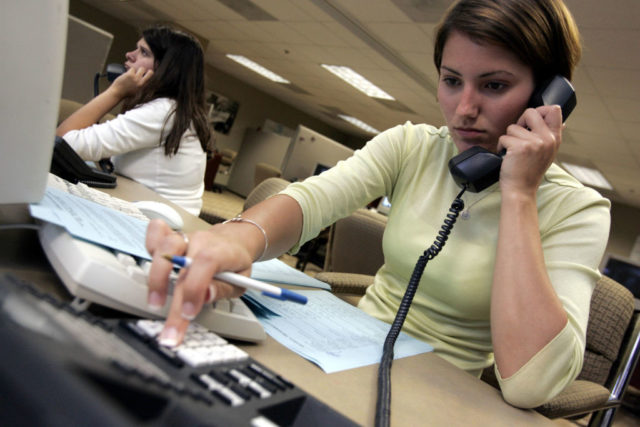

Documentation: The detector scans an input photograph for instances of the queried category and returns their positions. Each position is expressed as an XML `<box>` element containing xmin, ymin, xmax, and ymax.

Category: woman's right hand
<box><xmin>145</xmin><ymin>219</ymin><xmax>255</xmax><ymax>347</ymax></box>
<box><xmin>109</xmin><ymin>66</ymin><xmax>154</xmax><ymax>100</ymax></box>
<box><xmin>145</xmin><ymin>194</ymin><xmax>303</xmax><ymax>347</ymax></box>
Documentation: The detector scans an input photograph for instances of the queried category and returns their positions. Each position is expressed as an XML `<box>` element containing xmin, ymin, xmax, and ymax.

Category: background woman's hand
<box><xmin>109</xmin><ymin>66</ymin><xmax>154</xmax><ymax>100</ymax></box>
<box><xmin>497</xmin><ymin>104</ymin><xmax>563</xmax><ymax>196</ymax></box>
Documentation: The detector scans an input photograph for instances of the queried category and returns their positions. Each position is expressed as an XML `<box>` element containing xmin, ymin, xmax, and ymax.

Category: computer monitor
<box><xmin>0</xmin><ymin>0</ymin><xmax>68</xmax><ymax>204</ymax></box>
<box><xmin>601</xmin><ymin>254</ymin><xmax>640</xmax><ymax>299</ymax></box>
<box><xmin>281</xmin><ymin>125</ymin><xmax>354</xmax><ymax>183</ymax></box>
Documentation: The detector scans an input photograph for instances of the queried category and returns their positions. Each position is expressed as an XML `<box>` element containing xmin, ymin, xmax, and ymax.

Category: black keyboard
<box><xmin>0</xmin><ymin>273</ymin><xmax>357</xmax><ymax>426</ymax></box>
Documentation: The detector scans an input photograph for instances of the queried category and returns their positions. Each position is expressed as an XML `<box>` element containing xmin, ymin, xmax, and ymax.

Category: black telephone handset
<box><xmin>50</xmin><ymin>136</ymin><xmax>117</xmax><ymax>188</ymax></box>
<box><xmin>448</xmin><ymin>75</ymin><xmax>577</xmax><ymax>192</ymax></box>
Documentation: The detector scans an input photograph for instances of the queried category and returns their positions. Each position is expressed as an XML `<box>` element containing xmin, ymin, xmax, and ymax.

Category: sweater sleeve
<box><xmin>280</xmin><ymin>123</ymin><xmax>414</xmax><ymax>253</ymax></box>
<box><xmin>496</xmin><ymin>187</ymin><xmax>611</xmax><ymax>408</ymax></box>
<box><xmin>63</xmin><ymin>98</ymin><xmax>175</xmax><ymax>161</ymax></box>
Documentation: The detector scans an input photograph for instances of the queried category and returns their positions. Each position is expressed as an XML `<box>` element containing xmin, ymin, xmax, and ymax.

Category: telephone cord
<box><xmin>375</xmin><ymin>186</ymin><xmax>466</xmax><ymax>427</ymax></box>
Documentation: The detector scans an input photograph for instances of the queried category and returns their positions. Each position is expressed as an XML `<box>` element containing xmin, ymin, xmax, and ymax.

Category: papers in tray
<box><xmin>242</xmin><ymin>289</ymin><xmax>433</xmax><ymax>373</ymax></box>
<box><xmin>30</xmin><ymin>187</ymin><xmax>151</xmax><ymax>259</ymax></box>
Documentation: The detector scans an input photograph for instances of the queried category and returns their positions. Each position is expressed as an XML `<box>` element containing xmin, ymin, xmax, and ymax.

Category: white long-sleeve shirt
<box><xmin>63</xmin><ymin>98</ymin><xmax>206</xmax><ymax>215</ymax></box>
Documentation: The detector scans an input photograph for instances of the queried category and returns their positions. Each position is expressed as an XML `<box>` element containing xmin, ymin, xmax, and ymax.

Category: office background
<box><xmin>65</xmin><ymin>0</ymin><xmax>640</xmax><ymax>262</ymax></box>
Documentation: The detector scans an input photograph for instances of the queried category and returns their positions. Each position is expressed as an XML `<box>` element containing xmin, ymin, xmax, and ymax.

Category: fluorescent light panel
<box><xmin>561</xmin><ymin>162</ymin><xmax>613</xmax><ymax>190</ymax></box>
<box><xmin>322</xmin><ymin>65</ymin><xmax>394</xmax><ymax>100</ymax></box>
<box><xmin>338</xmin><ymin>114</ymin><xmax>379</xmax><ymax>134</ymax></box>
<box><xmin>226</xmin><ymin>54</ymin><xmax>289</xmax><ymax>84</ymax></box>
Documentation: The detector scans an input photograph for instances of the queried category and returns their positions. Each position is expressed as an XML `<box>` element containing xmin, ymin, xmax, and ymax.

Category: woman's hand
<box><xmin>497</xmin><ymin>104</ymin><xmax>563</xmax><ymax>196</ymax></box>
<box><xmin>145</xmin><ymin>219</ymin><xmax>253</xmax><ymax>347</ymax></box>
<box><xmin>144</xmin><ymin>194</ymin><xmax>303</xmax><ymax>347</ymax></box>
<box><xmin>55</xmin><ymin>66</ymin><xmax>154</xmax><ymax>137</ymax></box>
<box><xmin>109</xmin><ymin>66</ymin><xmax>154</xmax><ymax>100</ymax></box>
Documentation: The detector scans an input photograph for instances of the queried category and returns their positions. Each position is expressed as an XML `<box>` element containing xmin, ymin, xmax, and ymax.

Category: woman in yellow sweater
<box><xmin>144</xmin><ymin>0</ymin><xmax>610</xmax><ymax>408</ymax></box>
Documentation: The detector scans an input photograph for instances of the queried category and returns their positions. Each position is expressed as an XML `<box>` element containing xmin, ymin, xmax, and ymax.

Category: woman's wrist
<box><xmin>214</xmin><ymin>216</ymin><xmax>269</xmax><ymax>262</ymax></box>
<box><xmin>222</xmin><ymin>216</ymin><xmax>269</xmax><ymax>261</ymax></box>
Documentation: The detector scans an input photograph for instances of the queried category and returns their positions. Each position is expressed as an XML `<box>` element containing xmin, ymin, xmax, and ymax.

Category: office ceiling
<box><xmin>80</xmin><ymin>0</ymin><xmax>640</xmax><ymax>208</ymax></box>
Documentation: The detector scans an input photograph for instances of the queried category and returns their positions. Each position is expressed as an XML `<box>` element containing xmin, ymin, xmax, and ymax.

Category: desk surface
<box><xmin>0</xmin><ymin>176</ymin><xmax>561</xmax><ymax>426</ymax></box>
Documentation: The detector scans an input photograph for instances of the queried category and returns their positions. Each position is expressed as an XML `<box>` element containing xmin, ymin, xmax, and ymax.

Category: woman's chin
<box><xmin>454</xmin><ymin>140</ymin><xmax>496</xmax><ymax>154</ymax></box>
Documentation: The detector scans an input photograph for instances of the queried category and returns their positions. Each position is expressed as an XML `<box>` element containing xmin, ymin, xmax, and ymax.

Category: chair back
<box><xmin>578</xmin><ymin>275</ymin><xmax>636</xmax><ymax>385</ymax></box>
<box><xmin>243</xmin><ymin>177</ymin><xmax>290</xmax><ymax>211</ymax></box>
<box><xmin>254</xmin><ymin>162</ymin><xmax>282</xmax><ymax>188</ymax></box>
<box><xmin>323</xmin><ymin>208</ymin><xmax>387</xmax><ymax>275</ymax></box>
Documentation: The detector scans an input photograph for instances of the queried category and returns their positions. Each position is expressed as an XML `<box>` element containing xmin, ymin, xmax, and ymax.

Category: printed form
<box><xmin>243</xmin><ymin>289</ymin><xmax>433</xmax><ymax>373</ymax></box>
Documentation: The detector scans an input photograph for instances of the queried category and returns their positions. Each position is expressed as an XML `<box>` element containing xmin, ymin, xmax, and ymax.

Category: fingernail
<box><xmin>148</xmin><ymin>291</ymin><xmax>164</xmax><ymax>310</ymax></box>
<box><xmin>181</xmin><ymin>302</ymin><xmax>196</xmax><ymax>320</ymax></box>
<box><xmin>205</xmin><ymin>285</ymin><xmax>216</xmax><ymax>304</ymax></box>
<box><xmin>158</xmin><ymin>327</ymin><xmax>179</xmax><ymax>347</ymax></box>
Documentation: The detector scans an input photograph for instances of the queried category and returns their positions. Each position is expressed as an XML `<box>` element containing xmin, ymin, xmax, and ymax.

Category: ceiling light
<box><xmin>561</xmin><ymin>162</ymin><xmax>613</xmax><ymax>190</ymax></box>
<box><xmin>226</xmin><ymin>54</ymin><xmax>290</xmax><ymax>84</ymax></box>
<box><xmin>322</xmin><ymin>65</ymin><xmax>394</xmax><ymax>100</ymax></box>
<box><xmin>338</xmin><ymin>114</ymin><xmax>380</xmax><ymax>134</ymax></box>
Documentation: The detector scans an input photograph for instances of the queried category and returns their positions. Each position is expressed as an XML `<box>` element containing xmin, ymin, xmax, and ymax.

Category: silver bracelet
<box><xmin>222</xmin><ymin>216</ymin><xmax>269</xmax><ymax>261</ymax></box>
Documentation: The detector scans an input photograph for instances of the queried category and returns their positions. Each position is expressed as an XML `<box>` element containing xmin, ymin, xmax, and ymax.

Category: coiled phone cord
<box><xmin>375</xmin><ymin>186</ymin><xmax>467</xmax><ymax>427</ymax></box>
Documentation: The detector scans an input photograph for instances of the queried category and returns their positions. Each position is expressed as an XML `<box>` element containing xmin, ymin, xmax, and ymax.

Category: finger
<box><xmin>147</xmin><ymin>225</ymin><xmax>189</xmax><ymax>309</ymax></box>
<box><xmin>157</xmin><ymin>283</ymin><xmax>191</xmax><ymax>347</ymax></box>
<box><xmin>145</xmin><ymin>219</ymin><xmax>174</xmax><ymax>254</ymax></box>
<box><xmin>141</xmin><ymin>69</ymin><xmax>154</xmax><ymax>84</ymax></box>
<box><xmin>176</xmin><ymin>244</ymin><xmax>251</xmax><ymax>319</ymax></box>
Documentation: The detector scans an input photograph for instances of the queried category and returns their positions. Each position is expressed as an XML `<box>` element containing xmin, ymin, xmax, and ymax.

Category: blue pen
<box><xmin>163</xmin><ymin>254</ymin><xmax>308</xmax><ymax>305</ymax></box>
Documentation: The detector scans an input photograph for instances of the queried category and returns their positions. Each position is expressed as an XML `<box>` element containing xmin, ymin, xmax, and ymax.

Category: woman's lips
<box><xmin>454</xmin><ymin>127</ymin><xmax>485</xmax><ymax>140</ymax></box>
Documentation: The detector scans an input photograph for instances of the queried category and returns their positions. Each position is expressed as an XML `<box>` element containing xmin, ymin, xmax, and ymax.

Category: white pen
<box><xmin>162</xmin><ymin>254</ymin><xmax>307</xmax><ymax>305</ymax></box>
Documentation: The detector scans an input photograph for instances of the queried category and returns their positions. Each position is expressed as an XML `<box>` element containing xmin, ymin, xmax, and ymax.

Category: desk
<box><xmin>0</xmin><ymin>177</ymin><xmax>560</xmax><ymax>426</ymax></box>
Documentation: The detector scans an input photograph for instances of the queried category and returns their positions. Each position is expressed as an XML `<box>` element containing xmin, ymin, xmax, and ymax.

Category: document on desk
<box><xmin>243</xmin><ymin>289</ymin><xmax>433</xmax><ymax>373</ymax></box>
<box><xmin>251</xmin><ymin>259</ymin><xmax>331</xmax><ymax>290</ymax></box>
<box><xmin>29</xmin><ymin>187</ymin><xmax>151</xmax><ymax>259</ymax></box>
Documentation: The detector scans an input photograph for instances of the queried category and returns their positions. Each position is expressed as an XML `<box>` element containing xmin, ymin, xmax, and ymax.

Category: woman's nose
<box><xmin>125</xmin><ymin>50</ymin><xmax>135</xmax><ymax>62</ymax></box>
<box><xmin>456</xmin><ymin>88</ymin><xmax>479</xmax><ymax>117</ymax></box>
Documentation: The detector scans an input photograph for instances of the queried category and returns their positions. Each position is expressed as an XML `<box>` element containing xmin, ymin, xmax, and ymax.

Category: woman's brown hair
<box><xmin>122</xmin><ymin>26</ymin><xmax>210</xmax><ymax>155</ymax></box>
<box><xmin>433</xmin><ymin>0</ymin><xmax>582</xmax><ymax>86</ymax></box>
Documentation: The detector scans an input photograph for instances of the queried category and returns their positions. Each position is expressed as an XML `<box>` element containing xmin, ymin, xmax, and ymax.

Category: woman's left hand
<box><xmin>109</xmin><ymin>66</ymin><xmax>154</xmax><ymax>99</ymax></box>
<box><xmin>497</xmin><ymin>104</ymin><xmax>563</xmax><ymax>196</ymax></box>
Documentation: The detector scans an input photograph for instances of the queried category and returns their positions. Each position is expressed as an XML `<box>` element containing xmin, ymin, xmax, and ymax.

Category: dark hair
<box><xmin>433</xmin><ymin>0</ymin><xmax>581</xmax><ymax>86</ymax></box>
<box><xmin>122</xmin><ymin>26</ymin><xmax>210</xmax><ymax>155</ymax></box>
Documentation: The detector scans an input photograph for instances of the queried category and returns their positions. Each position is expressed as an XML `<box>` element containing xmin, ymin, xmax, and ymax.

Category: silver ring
<box><xmin>176</xmin><ymin>231</ymin><xmax>189</xmax><ymax>247</ymax></box>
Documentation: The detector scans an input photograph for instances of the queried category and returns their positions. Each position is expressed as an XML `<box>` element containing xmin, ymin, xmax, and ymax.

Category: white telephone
<box><xmin>38</xmin><ymin>222</ymin><xmax>266</xmax><ymax>343</ymax></box>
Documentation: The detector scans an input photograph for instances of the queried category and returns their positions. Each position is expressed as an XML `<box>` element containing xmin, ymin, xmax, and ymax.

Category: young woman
<box><xmin>144</xmin><ymin>0</ymin><xmax>610</xmax><ymax>408</ymax></box>
<box><xmin>57</xmin><ymin>26</ymin><xmax>211</xmax><ymax>215</ymax></box>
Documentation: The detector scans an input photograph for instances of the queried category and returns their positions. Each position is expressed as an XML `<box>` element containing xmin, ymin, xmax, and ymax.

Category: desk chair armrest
<box><xmin>314</xmin><ymin>272</ymin><xmax>373</xmax><ymax>295</ymax></box>
<box><xmin>535</xmin><ymin>380</ymin><xmax>612</xmax><ymax>419</ymax></box>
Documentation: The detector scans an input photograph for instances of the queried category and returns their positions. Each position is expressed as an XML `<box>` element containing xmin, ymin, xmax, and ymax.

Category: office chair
<box><xmin>219</xmin><ymin>148</ymin><xmax>237</xmax><ymax>175</ymax></box>
<box><xmin>253</xmin><ymin>162</ymin><xmax>282</xmax><ymax>188</ymax></box>
<box><xmin>314</xmin><ymin>208</ymin><xmax>387</xmax><ymax>293</ymax></box>
<box><xmin>243</xmin><ymin>177</ymin><xmax>290</xmax><ymax>211</ymax></box>
<box><xmin>58</xmin><ymin>98</ymin><xmax>115</xmax><ymax>125</ymax></box>
<box><xmin>481</xmin><ymin>275</ymin><xmax>640</xmax><ymax>426</ymax></box>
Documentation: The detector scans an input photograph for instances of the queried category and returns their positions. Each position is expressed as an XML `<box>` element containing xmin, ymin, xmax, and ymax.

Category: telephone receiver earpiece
<box><xmin>93</xmin><ymin>63</ymin><xmax>126</xmax><ymax>97</ymax></box>
<box><xmin>448</xmin><ymin>75</ymin><xmax>576</xmax><ymax>192</ymax></box>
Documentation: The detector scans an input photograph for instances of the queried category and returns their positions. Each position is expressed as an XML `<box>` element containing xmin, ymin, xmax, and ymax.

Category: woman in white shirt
<box><xmin>57</xmin><ymin>25</ymin><xmax>210</xmax><ymax>215</ymax></box>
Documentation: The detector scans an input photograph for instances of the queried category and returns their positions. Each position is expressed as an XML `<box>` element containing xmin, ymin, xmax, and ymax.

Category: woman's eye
<box><xmin>485</xmin><ymin>81</ymin><xmax>507</xmax><ymax>91</ymax></box>
<box><xmin>442</xmin><ymin>76</ymin><xmax>460</xmax><ymax>87</ymax></box>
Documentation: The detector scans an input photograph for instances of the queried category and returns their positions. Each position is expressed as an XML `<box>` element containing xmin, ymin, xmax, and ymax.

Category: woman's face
<box><xmin>437</xmin><ymin>31</ymin><xmax>535</xmax><ymax>154</ymax></box>
<box><xmin>125</xmin><ymin>38</ymin><xmax>156</xmax><ymax>72</ymax></box>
